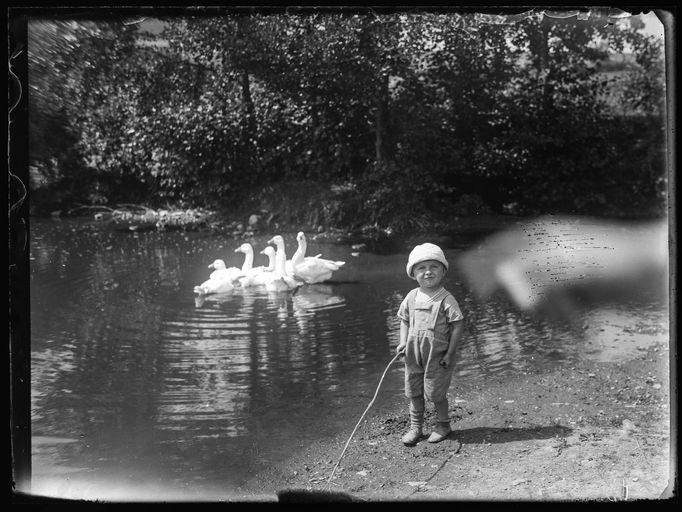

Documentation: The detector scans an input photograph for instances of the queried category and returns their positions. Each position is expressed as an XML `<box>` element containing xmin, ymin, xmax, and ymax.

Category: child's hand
<box><xmin>439</xmin><ymin>357</ymin><xmax>450</xmax><ymax>368</ymax></box>
<box><xmin>396</xmin><ymin>343</ymin><xmax>406</xmax><ymax>356</ymax></box>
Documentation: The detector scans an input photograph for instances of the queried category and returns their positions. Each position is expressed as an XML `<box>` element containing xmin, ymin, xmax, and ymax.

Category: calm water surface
<box><xmin>28</xmin><ymin>218</ymin><xmax>668</xmax><ymax>500</ymax></box>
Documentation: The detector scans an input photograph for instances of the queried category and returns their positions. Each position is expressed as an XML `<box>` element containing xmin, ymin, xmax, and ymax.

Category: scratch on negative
<box><xmin>8</xmin><ymin>41</ymin><xmax>27</xmax><ymax>214</ymax></box>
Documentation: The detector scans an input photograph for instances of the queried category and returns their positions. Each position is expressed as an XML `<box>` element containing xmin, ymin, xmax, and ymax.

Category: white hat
<box><xmin>406</xmin><ymin>243</ymin><xmax>449</xmax><ymax>278</ymax></box>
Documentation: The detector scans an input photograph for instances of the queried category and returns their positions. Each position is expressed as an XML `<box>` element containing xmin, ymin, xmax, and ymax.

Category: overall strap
<box><xmin>434</xmin><ymin>292</ymin><xmax>456</xmax><ymax>329</ymax></box>
<box><xmin>406</xmin><ymin>288</ymin><xmax>418</xmax><ymax>331</ymax></box>
<box><xmin>427</xmin><ymin>297</ymin><xmax>454</xmax><ymax>331</ymax></box>
<box><xmin>407</xmin><ymin>288</ymin><xmax>451</xmax><ymax>331</ymax></box>
<box><xmin>422</xmin><ymin>290</ymin><xmax>454</xmax><ymax>330</ymax></box>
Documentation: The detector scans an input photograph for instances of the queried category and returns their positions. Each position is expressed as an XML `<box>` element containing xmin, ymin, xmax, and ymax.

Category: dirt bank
<box><xmin>240</xmin><ymin>317</ymin><xmax>673</xmax><ymax>503</ymax></box>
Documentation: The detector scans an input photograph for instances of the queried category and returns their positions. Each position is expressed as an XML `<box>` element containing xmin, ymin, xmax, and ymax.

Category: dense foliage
<box><xmin>27</xmin><ymin>10</ymin><xmax>667</xmax><ymax>230</ymax></box>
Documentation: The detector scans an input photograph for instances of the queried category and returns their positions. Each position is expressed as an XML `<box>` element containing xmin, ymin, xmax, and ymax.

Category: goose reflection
<box><xmin>291</xmin><ymin>284</ymin><xmax>346</xmax><ymax>335</ymax></box>
<box><xmin>194</xmin><ymin>280</ymin><xmax>347</xmax><ymax>339</ymax></box>
<box><xmin>266</xmin><ymin>290</ymin><xmax>290</xmax><ymax>324</ymax></box>
<box><xmin>292</xmin><ymin>284</ymin><xmax>345</xmax><ymax>313</ymax></box>
<box><xmin>194</xmin><ymin>292</ymin><xmax>235</xmax><ymax>308</ymax></box>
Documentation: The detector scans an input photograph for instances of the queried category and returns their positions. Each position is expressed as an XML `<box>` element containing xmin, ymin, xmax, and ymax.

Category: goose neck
<box><xmin>241</xmin><ymin>249</ymin><xmax>254</xmax><ymax>272</ymax></box>
<box><xmin>291</xmin><ymin>238</ymin><xmax>306</xmax><ymax>266</ymax></box>
<box><xmin>275</xmin><ymin>245</ymin><xmax>288</xmax><ymax>276</ymax></box>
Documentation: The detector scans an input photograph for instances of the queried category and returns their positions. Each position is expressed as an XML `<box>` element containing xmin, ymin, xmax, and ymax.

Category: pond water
<box><xmin>27</xmin><ymin>218</ymin><xmax>668</xmax><ymax>501</ymax></box>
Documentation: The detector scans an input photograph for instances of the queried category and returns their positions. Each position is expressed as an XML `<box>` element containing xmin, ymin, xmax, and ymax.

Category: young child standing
<box><xmin>396</xmin><ymin>243</ymin><xmax>464</xmax><ymax>445</ymax></box>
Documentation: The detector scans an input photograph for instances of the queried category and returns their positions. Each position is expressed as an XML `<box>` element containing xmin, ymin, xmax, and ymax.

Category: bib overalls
<box><xmin>404</xmin><ymin>293</ymin><xmax>454</xmax><ymax>402</ymax></box>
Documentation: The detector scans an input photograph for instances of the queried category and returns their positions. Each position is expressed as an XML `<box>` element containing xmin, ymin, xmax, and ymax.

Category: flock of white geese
<box><xmin>193</xmin><ymin>231</ymin><xmax>346</xmax><ymax>295</ymax></box>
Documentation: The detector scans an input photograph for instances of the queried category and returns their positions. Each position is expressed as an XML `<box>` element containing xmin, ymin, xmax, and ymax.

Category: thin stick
<box><xmin>325</xmin><ymin>351</ymin><xmax>403</xmax><ymax>489</ymax></box>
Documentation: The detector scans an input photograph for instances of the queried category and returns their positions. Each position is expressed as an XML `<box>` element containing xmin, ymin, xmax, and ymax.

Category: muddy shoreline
<box><xmin>237</xmin><ymin>315</ymin><xmax>673</xmax><ymax>502</ymax></box>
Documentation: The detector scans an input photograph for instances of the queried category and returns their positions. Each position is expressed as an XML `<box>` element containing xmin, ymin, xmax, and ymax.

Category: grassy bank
<box><xmin>31</xmin><ymin>181</ymin><xmax>528</xmax><ymax>252</ymax></box>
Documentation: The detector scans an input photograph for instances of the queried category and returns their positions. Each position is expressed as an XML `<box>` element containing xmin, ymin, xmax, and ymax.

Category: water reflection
<box><xmin>291</xmin><ymin>284</ymin><xmax>346</xmax><ymax>335</ymax></box>
<box><xmin>27</xmin><ymin>218</ymin><xmax>668</xmax><ymax>500</ymax></box>
<box><xmin>152</xmin><ymin>278</ymin><xmax>373</xmax><ymax>454</ymax></box>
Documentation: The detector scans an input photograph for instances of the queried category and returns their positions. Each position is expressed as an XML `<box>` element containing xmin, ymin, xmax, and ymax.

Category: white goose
<box><xmin>235</xmin><ymin>243</ymin><xmax>269</xmax><ymax>287</ymax></box>
<box><xmin>286</xmin><ymin>234</ymin><xmax>322</xmax><ymax>276</ymax></box>
<box><xmin>193</xmin><ymin>259</ymin><xmax>236</xmax><ymax>295</ymax></box>
<box><xmin>260</xmin><ymin>246</ymin><xmax>277</xmax><ymax>272</ymax></box>
<box><xmin>266</xmin><ymin>235</ymin><xmax>305</xmax><ymax>292</ymax></box>
<box><xmin>290</xmin><ymin>231</ymin><xmax>345</xmax><ymax>284</ymax></box>
<box><xmin>243</xmin><ymin>246</ymin><xmax>279</xmax><ymax>287</ymax></box>
<box><xmin>208</xmin><ymin>258</ymin><xmax>244</xmax><ymax>284</ymax></box>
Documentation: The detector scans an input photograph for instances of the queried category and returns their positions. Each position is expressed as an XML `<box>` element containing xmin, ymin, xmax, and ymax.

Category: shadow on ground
<box><xmin>453</xmin><ymin>425</ymin><xmax>572</xmax><ymax>445</ymax></box>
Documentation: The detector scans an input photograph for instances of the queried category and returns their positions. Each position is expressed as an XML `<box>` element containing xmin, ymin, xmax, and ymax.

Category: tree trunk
<box><xmin>375</xmin><ymin>72</ymin><xmax>391</xmax><ymax>167</ymax></box>
<box><xmin>238</xmin><ymin>68</ymin><xmax>259</xmax><ymax>179</ymax></box>
<box><xmin>530</xmin><ymin>15</ymin><xmax>553</xmax><ymax>111</ymax></box>
<box><xmin>240</xmin><ymin>68</ymin><xmax>256</xmax><ymax>135</ymax></box>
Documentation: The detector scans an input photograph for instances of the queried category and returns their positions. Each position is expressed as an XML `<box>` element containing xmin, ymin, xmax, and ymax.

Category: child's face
<box><xmin>413</xmin><ymin>260</ymin><xmax>446</xmax><ymax>290</ymax></box>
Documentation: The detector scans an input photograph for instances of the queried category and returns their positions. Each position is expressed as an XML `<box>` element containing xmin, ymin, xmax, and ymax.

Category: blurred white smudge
<box><xmin>456</xmin><ymin>216</ymin><xmax>668</xmax><ymax>312</ymax></box>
